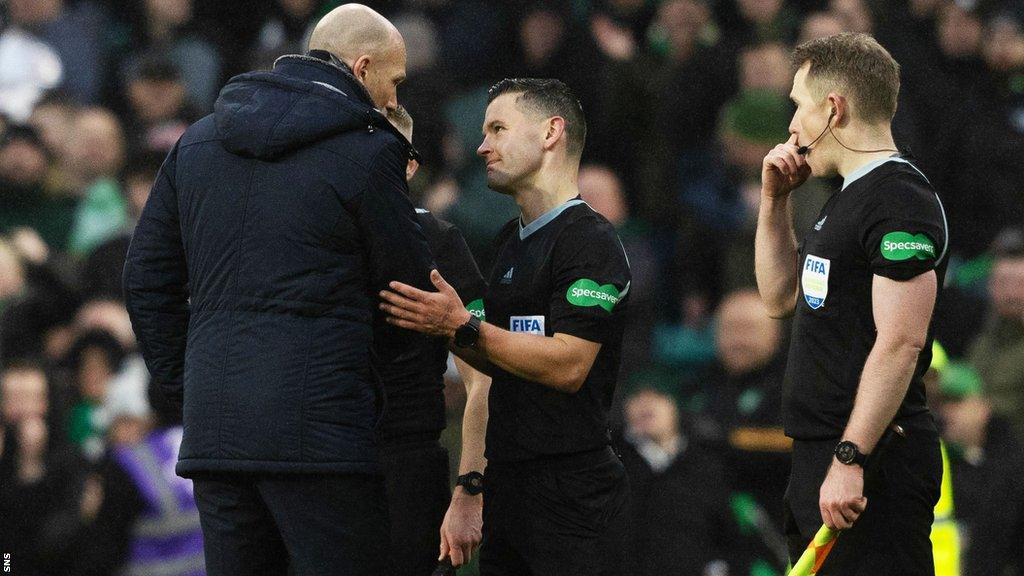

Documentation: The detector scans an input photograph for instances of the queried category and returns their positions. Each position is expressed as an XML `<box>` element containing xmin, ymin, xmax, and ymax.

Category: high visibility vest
<box><xmin>930</xmin><ymin>441</ymin><xmax>961</xmax><ymax>576</ymax></box>
<box><xmin>112</xmin><ymin>427</ymin><xmax>206</xmax><ymax>576</ymax></box>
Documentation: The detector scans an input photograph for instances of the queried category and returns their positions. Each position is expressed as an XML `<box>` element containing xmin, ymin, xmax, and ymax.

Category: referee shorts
<box><xmin>479</xmin><ymin>447</ymin><xmax>632</xmax><ymax>576</ymax></box>
<box><xmin>381</xmin><ymin>439</ymin><xmax>451</xmax><ymax>576</ymax></box>
<box><xmin>783</xmin><ymin>415</ymin><xmax>942</xmax><ymax>575</ymax></box>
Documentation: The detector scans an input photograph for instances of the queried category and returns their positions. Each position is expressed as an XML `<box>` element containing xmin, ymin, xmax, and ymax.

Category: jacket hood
<box><xmin>213</xmin><ymin>54</ymin><xmax>402</xmax><ymax>160</ymax></box>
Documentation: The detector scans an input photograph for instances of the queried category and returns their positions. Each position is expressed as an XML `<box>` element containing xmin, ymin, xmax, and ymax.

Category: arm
<box><xmin>123</xmin><ymin>146</ymin><xmax>189</xmax><ymax>412</ymax></box>
<box><xmin>818</xmin><ymin>271</ymin><xmax>937</xmax><ymax>530</ymax></box>
<box><xmin>439</xmin><ymin>357</ymin><xmax>491</xmax><ymax>567</ymax></box>
<box><xmin>380</xmin><ymin>271</ymin><xmax>602</xmax><ymax>394</ymax></box>
<box><xmin>356</xmin><ymin>142</ymin><xmax>435</xmax><ymax>359</ymax></box>
<box><xmin>755</xmin><ymin>134</ymin><xmax>810</xmax><ymax>318</ymax></box>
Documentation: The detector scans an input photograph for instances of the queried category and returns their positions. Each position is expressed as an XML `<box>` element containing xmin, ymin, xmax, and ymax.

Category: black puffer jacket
<box><xmin>124</xmin><ymin>54</ymin><xmax>434</xmax><ymax>476</ymax></box>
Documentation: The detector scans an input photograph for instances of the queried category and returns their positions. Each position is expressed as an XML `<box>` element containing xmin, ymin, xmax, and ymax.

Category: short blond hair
<box><xmin>793</xmin><ymin>32</ymin><xmax>900</xmax><ymax>124</ymax></box>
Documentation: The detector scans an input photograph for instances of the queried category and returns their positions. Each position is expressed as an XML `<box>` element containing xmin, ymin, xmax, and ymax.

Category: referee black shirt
<box><xmin>483</xmin><ymin>198</ymin><xmax>631</xmax><ymax>463</ymax></box>
<box><xmin>377</xmin><ymin>210</ymin><xmax>487</xmax><ymax>443</ymax></box>
<box><xmin>783</xmin><ymin>156</ymin><xmax>949</xmax><ymax>440</ymax></box>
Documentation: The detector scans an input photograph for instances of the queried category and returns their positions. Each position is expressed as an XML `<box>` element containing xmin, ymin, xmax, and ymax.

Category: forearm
<box><xmin>463</xmin><ymin>324</ymin><xmax>588</xmax><ymax>393</ymax></box>
<box><xmin>755</xmin><ymin>195</ymin><xmax>798</xmax><ymax>318</ymax></box>
<box><xmin>843</xmin><ymin>338</ymin><xmax>922</xmax><ymax>453</ymax></box>
<box><xmin>454</xmin><ymin>358</ymin><xmax>489</xmax><ymax>475</ymax></box>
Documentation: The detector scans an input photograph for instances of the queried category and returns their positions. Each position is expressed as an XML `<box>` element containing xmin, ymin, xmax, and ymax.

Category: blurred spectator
<box><xmin>0</xmin><ymin>125</ymin><xmax>76</xmax><ymax>250</ymax></box>
<box><xmin>724</xmin><ymin>0</ymin><xmax>800</xmax><ymax>46</ymax></box>
<box><xmin>0</xmin><ymin>234</ymin><xmax>79</xmax><ymax>363</ymax></box>
<box><xmin>968</xmin><ymin>228</ymin><xmax>1024</xmax><ymax>442</ymax></box>
<box><xmin>1</xmin><ymin>360</ymin><xmax>50</xmax><ymax>426</ymax></box>
<box><xmin>124</xmin><ymin>57</ymin><xmax>199</xmax><ymax>154</ymax></box>
<box><xmin>829</xmin><ymin>0</ymin><xmax>873</xmax><ymax>34</ymax></box>
<box><xmin>0</xmin><ymin>414</ymin><xmax>82</xmax><ymax>576</ymax></box>
<box><xmin>392</xmin><ymin>11</ymin><xmax>446</xmax><ymax>179</ymax></box>
<box><xmin>64</xmin><ymin>107</ymin><xmax>128</xmax><ymax>257</ymax></box>
<box><xmin>798</xmin><ymin>11</ymin><xmax>846</xmax><ymax>43</ymax></box>
<box><xmin>937</xmin><ymin>362</ymin><xmax>1024</xmax><ymax>576</ymax></box>
<box><xmin>0</xmin><ymin>26</ymin><xmax>63</xmax><ymax>122</ymax></box>
<box><xmin>65</xmin><ymin>329</ymin><xmax>126</xmax><ymax>461</ymax></box>
<box><xmin>617</xmin><ymin>386</ymin><xmax>734</xmax><ymax>576</ymax></box>
<box><xmin>27</xmin><ymin>90</ymin><xmax>78</xmax><ymax>161</ymax></box>
<box><xmin>707</xmin><ymin>290</ymin><xmax>789</xmax><ymax>522</ymax></box>
<box><xmin>604</xmin><ymin>0</ymin><xmax>736</xmax><ymax>224</ymax></box>
<box><xmin>249</xmin><ymin>0</ymin><xmax>318</xmax><ymax>69</ymax></box>
<box><xmin>5</xmin><ymin>0</ymin><xmax>111</xmax><ymax>104</ymax></box>
<box><xmin>579</xmin><ymin>163</ymin><xmax>659</xmax><ymax>377</ymax></box>
<box><xmin>82</xmin><ymin>153</ymin><xmax>164</xmax><ymax>300</ymax></box>
<box><xmin>111</xmin><ymin>0</ymin><xmax>222</xmax><ymax>112</ymax></box>
<box><xmin>738</xmin><ymin>42</ymin><xmax>792</xmax><ymax>94</ymax></box>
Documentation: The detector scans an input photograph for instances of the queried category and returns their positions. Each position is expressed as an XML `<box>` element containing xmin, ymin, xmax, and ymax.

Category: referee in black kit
<box><xmin>381</xmin><ymin>106</ymin><xmax>491</xmax><ymax>574</ymax></box>
<box><xmin>755</xmin><ymin>34</ymin><xmax>947</xmax><ymax>574</ymax></box>
<box><xmin>380</xmin><ymin>79</ymin><xmax>631</xmax><ymax>576</ymax></box>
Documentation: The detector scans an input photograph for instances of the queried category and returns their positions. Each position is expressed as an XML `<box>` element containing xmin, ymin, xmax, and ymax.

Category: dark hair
<box><xmin>792</xmin><ymin>33</ymin><xmax>900</xmax><ymax>124</ymax></box>
<box><xmin>66</xmin><ymin>330</ymin><xmax>126</xmax><ymax>375</ymax></box>
<box><xmin>487</xmin><ymin>78</ymin><xmax>587</xmax><ymax>157</ymax></box>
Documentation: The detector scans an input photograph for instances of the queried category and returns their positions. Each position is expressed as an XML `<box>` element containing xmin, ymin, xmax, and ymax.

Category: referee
<box><xmin>381</xmin><ymin>107</ymin><xmax>490</xmax><ymax>573</ymax></box>
<box><xmin>755</xmin><ymin>34</ymin><xmax>947</xmax><ymax>574</ymax></box>
<box><xmin>380</xmin><ymin>78</ymin><xmax>631</xmax><ymax>576</ymax></box>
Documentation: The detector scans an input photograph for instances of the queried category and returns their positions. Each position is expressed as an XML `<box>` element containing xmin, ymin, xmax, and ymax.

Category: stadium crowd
<box><xmin>1</xmin><ymin>0</ymin><xmax>1024</xmax><ymax>575</ymax></box>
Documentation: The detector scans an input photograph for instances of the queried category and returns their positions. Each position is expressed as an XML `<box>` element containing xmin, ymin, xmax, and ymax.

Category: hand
<box><xmin>380</xmin><ymin>270</ymin><xmax>470</xmax><ymax>339</ymax></box>
<box><xmin>10</xmin><ymin>227</ymin><xmax>50</xmax><ymax>265</ymax></box>
<box><xmin>762</xmin><ymin>133</ymin><xmax>811</xmax><ymax>199</ymax></box>
<box><xmin>439</xmin><ymin>488</ymin><xmax>483</xmax><ymax>567</ymax></box>
<box><xmin>819</xmin><ymin>459</ymin><xmax>867</xmax><ymax>530</ymax></box>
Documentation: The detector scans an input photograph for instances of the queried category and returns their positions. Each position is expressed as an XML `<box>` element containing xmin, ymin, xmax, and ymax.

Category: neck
<box><xmin>834</xmin><ymin>124</ymin><xmax>897</xmax><ymax>178</ymax></box>
<box><xmin>514</xmin><ymin>162</ymin><xmax>579</xmax><ymax>225</ymax></box>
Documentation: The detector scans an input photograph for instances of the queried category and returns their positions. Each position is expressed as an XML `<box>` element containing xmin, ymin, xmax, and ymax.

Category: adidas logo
<box><xmin>500</xmin><ymin>267</ymin><xmax>514</xmax><ymax>284</ymax></box>
<box><xmin>814</xmin><ymin>216</ymin><xmax>827</xmax><ymax>231</ymax></box>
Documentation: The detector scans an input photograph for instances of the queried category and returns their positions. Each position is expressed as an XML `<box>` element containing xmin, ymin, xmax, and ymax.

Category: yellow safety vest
<box><xmin>930</xmin><ymin>441</ymin><xmax>961</xmax><ymax>576</ymax></box>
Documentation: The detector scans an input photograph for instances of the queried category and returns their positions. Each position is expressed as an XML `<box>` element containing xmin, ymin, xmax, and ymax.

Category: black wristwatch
<box><xmin>456</xmin><ymin>471</ymin><xmax>484</xmax><ymax>495</ymax></box>
<box><xmin>453</xmin><ymin>315</ymin><xmax>481</xmax><ymax>349</ymax></box>
<box><xmin>834</xmin><ymin>440</ymin><xmax>869</xmax><ymax>467</ymax></box>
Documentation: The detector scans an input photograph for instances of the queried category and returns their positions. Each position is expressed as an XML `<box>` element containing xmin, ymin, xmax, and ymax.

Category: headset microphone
<box><xmin>797</xmin><ymin>109</ymin><xmax>835</xmax><ymax>155</ymax></box>
<box><xmin>796</xmin><ymin>108</ymin><xmax>898</xmax><ymax>155</ymax></box>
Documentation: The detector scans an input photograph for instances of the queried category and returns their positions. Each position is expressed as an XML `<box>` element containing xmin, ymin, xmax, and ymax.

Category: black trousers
<box><xmin>479</xmin><ymin>448</ymin><xmax>632</xmax><ymax>576</ymax></box>
<box><xmin>191</xmin><ymin>472</ymin><xmax>389</xmax><ymax>576</ymax></box>
<box><xmin>381</xmin><ymin>440</ymin><xmax>451</xmax><ymax>576</ymax></box>
<box><xmin>783</xmin><ymin>416</ymin><xmax>942</xmax><ymax>575</ymax></box>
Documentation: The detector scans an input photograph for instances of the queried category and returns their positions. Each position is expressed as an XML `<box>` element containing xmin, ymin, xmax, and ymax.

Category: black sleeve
<box><xmin>858</xmin><ymin>176</ymin><xmax>947</xmax><ymax>281</ymax></box>
<box><xmin>356</xmin><ymin>141</ymin><xmax>435</xmax><ymax>295</ymax></box>
<box><xmin>548</xmin><ymin>218</ymin><xmax>631</xmax><ymax>344</ymax></box>
<box><xmin>435</xmin><ymin>221</ymin><xmax>487</xmax><ymax>320</ymax></box>
<box><xmin>123</xmin><ymin>144</ymin><xmax>189</xmax><ymax>413</ymax></box>
<box><xmin>355</xmin><ymin>141</ymin><xmax>435</xmax><ymax>358</ymax></box>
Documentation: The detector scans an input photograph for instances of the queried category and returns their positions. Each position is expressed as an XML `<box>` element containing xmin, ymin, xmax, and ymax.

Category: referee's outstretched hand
<box><xmin>819</xmin><ymin>459</ymin><xmax>867</xmax><ymax>531</ymax></box>
<box><xmin>762</xmin><ymin>133</ymin><xmax>811</xmax><ymax>198</ymax></box>
<box><xmin>380</xmin><ymin>269</ymin><xmax>470</xmax><ymax>339</ymax></box>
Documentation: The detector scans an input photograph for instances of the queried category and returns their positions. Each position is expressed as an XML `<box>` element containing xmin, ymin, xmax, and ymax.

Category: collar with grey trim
<box><xmin>519</xmin><ymin>198</ymin><xmax>587</xmax><ymax>240</ymax></box>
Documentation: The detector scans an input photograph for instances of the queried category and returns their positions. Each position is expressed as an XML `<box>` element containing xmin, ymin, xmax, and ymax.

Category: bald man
<box><xmin>124</xmin><ymin>4</ymin><xmax>433</xmax><ymax>575</ymax></box>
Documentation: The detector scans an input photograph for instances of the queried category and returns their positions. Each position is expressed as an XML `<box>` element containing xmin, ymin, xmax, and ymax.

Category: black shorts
<box><xmin>381</xmin><ymin>440</ymin><xmax>451</xmax><ymax>576</ymax></box>
<box><xmin>783</xmin><ymin>415</ymin><xmax>942</xmax><ymax>575</ymax></box>
<box><xmin>479</xmin><ymin>447</ymin><xmax>632</xmax><ymax>576</ymax></box>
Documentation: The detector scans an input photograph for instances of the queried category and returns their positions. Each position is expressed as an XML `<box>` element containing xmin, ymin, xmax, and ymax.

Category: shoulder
<box><xmin>857</xmin><ymin>162</ymin><xmax>943</xmax><ymax>220</ymax></box>
<box><xmin>555</xmin><ymin>205</ymin><xmax>626</xmax><ymax>255</ymax></box>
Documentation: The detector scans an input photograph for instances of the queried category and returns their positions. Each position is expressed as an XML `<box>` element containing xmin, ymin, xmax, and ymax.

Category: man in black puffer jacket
<box><xmin>122</xmin><ymin>5</ymin><xmax>433</xmax><ymax>575</ymax></box>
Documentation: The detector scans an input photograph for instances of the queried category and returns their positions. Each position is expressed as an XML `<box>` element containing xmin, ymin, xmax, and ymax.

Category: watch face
<box><xmin>836</xmin><ymin>442</ymin><xmax>856</xmax><ymax>464</ymax></box>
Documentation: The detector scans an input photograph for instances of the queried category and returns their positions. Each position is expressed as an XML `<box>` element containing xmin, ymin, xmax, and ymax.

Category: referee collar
<box><xmin>519</xmin><ymin>197</ymin><xmax>587</xmax><ymax>240</ymax></box>
<box><xmin>841</xmin><ymin>155</ymin><xmax>902</xmax><ymax>190</ymax></box>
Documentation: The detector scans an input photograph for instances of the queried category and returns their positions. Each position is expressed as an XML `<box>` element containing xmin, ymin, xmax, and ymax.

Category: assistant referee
<box><xmin>380</xmin><ymin>78</ymin><xmax>631</xmax><ymax>576</ymax></box>
<box><xmin>755</xmin><ymin>33</ymin><xmax>947</xmax><ymax>575</ymax></box>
